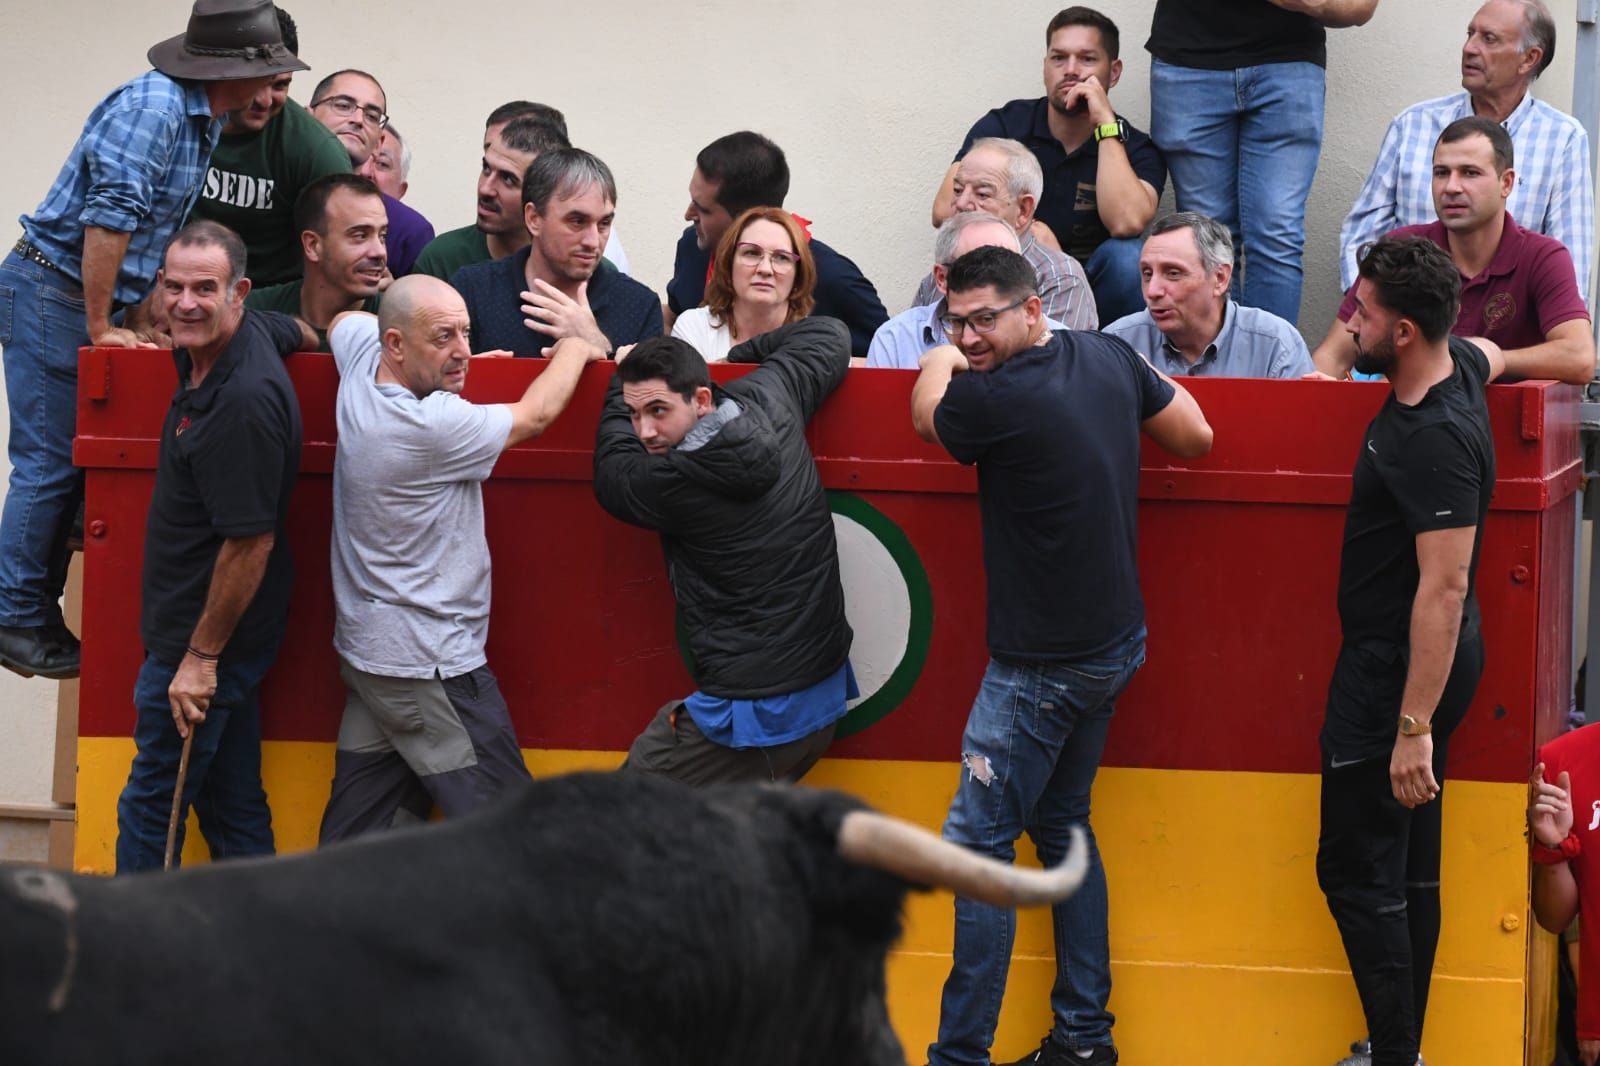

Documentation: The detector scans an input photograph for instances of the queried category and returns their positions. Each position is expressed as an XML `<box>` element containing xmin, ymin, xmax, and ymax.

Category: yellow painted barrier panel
<box><xmin>76</xmin><ymin>744</ymin><xmax>1531</xmax><ymax>1062</ymax></box>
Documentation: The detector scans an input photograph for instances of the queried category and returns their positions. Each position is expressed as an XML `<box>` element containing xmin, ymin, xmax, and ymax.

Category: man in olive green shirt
<box><xmin>412</xmin><ymin>112</ymin><xmax>569</xmax><ymax>282</ymax></box>
<box><xmin>246</xmin><ymin>174</ymin><xmax>384</xmax><ymax>349</ymax></box>
<box><xmin>190</xmin><ymin>7</ymin><xmax>349</xmax><ymax>287</ymax></box>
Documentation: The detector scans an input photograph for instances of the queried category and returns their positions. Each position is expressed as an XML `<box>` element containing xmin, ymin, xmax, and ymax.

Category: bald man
<box><xmin>868</xmin><ymin>210</ymin><xmax>1070</xmax><ymax>369</ymax></box>
<box><xmin>318</xmin><ymin>276</ymin><xmax>605</xmax><ymax>841</ymax></box>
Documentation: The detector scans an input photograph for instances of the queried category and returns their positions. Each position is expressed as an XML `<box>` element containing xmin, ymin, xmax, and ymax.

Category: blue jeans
<box><xmin>1150</xmin><ymin>58</ymin><xmax>1326</xmax><ymax>325</ymax></box>
<box><xmin>115</xmin><ymin>643</ymin><xmax>281</xmax><ymax>873</ymax></box>
<box><xmin>0</xmin><ymin>252</ymin><xmax>89</xmax><ymax>626</ymax></box>
<box><xmin>929</xmin><ymin>632</ymin><xmax>1146</xmax><ymax>1065</ymax></box>
<box><xmin>1084</xmin><ymin>238</ymin><xmax>1145</xmax><ymax>327</ymax></box>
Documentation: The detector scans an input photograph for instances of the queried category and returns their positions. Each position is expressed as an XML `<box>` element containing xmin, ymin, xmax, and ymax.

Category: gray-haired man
<box><xmin>868</xmin><ymin>211</ymin><xmax>1067</xmax><ymax>369</ymax></box>
<box><xmin>911</xmin><ymin>137</ymin><xmax>1097</xmax><ymax>330</ymax></box>
<box><xmin>451</xmin><ymin>147</ymin><xmax>661</xmax><ymax>358</ymax></box>
<box><xmin>1104</xmin><ymin>212</ymin><xmax>1314</xmax><ymax>378</ymax></box>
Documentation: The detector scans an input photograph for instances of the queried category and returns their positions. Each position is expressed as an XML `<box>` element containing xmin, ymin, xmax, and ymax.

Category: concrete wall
<box><xmin>0</xmin><ymin>1</ymin><xmax>1588</xmax><ymax>857</ymax></box>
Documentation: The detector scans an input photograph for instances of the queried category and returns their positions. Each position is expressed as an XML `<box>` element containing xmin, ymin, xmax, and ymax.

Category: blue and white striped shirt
<box><xmin>21</xmin><ymin>72</ymin><xmax>221</xmax><ymax>306</ymax></box>
<box><xmin>1338</xmin><ymin>90</ymin><xmax>1593</xmax><ymax>300</ymax></box>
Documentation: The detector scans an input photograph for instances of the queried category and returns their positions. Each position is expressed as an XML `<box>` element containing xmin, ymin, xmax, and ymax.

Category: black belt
<box><xmin>13</xmin><ymin>238</ymin><xmax>66</xmax><ymax>276</ymax></box>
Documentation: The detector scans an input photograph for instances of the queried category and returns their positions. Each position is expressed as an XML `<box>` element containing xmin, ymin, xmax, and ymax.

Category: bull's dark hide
<box><xmin>0</xmin><ymin>773</ymin><xmax>914</xmax><ymax>1065</ymax></box>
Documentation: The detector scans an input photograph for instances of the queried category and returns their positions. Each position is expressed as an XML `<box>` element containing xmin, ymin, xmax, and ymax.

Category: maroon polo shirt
<box><xmin>1339</xmin><ymin>214</ymin><xmax>1589</xmax><ymax>348</ymax></box>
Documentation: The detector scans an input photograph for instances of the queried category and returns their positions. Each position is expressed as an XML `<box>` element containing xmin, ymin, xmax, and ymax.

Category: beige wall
<box><xmin>0</xmin><ymin>2</ymin><xmax>1589</xmax><ymax>839</ymax></box>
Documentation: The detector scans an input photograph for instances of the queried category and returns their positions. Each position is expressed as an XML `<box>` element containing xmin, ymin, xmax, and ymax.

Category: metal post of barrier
<box><xmin>1582</xmin><ymin>402</ymin><xmax>1600</xmax><ymax>719</ymax></box>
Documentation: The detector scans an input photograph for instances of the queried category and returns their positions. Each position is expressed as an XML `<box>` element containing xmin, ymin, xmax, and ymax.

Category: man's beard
<box><xmin>1352</xmin><ymin>332</ymin><xmax>1398</xmax><ymax>377</ymax></box>
<box><xmin>1048</xmin><ymin>88</ymin><xmax>1088</xmax><ymax>117</ymax></box>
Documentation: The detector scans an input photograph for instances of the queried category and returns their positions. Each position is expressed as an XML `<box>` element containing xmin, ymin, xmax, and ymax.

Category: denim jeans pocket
<box><xmin>0</xmin><ymin>284</ymin><xmax>13</xmax><ymax>346</ymax></box>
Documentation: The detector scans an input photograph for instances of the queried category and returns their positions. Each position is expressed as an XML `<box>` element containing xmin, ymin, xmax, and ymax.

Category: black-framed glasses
<box><xmin>312</xmin><ymin>94</ymin><xmax>389</xmax><ymax>129</ymax></box>
<box><xmin>940</xmin><ymin>298</ymin><xmax>1027</xmax><ymax>339</ymax></box>
<box><xmin>735</xmin><ymin>242</ymin><xmax>799</xmax><ymax>273</ymax></box>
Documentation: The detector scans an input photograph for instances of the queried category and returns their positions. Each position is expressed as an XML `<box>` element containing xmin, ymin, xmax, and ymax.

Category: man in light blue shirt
<box><xmin>868</xmin><ymin>212</ymin><xmax>1065</xmax><ymax>369</ymax></box>
<box><xmin>1105</xmin><ymin>212</ymin><xmax>1314</xmax><ymax>378</ymax></box>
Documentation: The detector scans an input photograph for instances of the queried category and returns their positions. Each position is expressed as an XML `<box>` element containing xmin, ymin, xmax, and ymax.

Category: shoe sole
<box><xmin>0</xmin><ymin>654</ymin><xmax>79</xmax><ymax>681</ymax></box>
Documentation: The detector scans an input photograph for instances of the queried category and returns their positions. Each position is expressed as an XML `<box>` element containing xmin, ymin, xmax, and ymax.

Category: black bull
<box><xmin>0</xmin><ymin>772</ymin><xmax>1085</xmax><ymax>1065</ymax></box>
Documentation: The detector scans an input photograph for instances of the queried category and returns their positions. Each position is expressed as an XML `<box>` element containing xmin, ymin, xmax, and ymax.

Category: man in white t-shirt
<box><xmin>319</xmin><ymin>275</ymin><xmax>604</xmax><ymax>841</ymax></box>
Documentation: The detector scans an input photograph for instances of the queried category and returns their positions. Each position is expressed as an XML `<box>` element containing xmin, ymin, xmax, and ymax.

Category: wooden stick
<box><xmin>163</xmin><ymin>728</ymin><xmax>195</xmax><ymax>871</ymax></box>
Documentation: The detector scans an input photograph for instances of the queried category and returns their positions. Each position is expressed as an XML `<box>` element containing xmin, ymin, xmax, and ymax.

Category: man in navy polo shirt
<box><xmin>667</xmin><ymin>131</ymin><xmax>887</xmax><ymax>355</ymax></box>
<box><xmin>913</xmin><ymin>246</ymin><xmax>1211</xmax><ymax>1066</ymax></box>
<box><xmin>115</xmin><ymin>220</ymin><xmax>312</xmax><ymax>873</ymax></box>
<box><xmin>453</xmin><ymin>148</ymin><xmax>660</xmax><ymax>358</ymax></box>
<box><xmin>932</xmin><ymin>6</ymin><xmax>1164</xmax><ymax>326</ymax></box>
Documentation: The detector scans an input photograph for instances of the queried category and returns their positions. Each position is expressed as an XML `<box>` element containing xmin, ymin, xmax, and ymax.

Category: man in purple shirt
<box><xmin>1314</xmin><ymin>117</ymin><xmax>1592</xmax><ymax>384</ymax></box>
<box><xmin>0</xmin><ymin>0</ymin><xmax>306</xmax><ymax>680</ymax></box>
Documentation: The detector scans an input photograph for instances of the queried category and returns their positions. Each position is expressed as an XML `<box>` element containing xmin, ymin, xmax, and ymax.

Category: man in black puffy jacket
<box><xmin>593</xmin><ymin>318</ymin><xmax>854</xmax><ymax>785</ymax></box>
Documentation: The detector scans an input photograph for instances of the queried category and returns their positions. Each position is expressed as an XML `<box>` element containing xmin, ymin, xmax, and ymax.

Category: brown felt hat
<box><xmin>147</xmin><ymin>0</ymin><xmax>309</xmax><ymax>81</ymax></box>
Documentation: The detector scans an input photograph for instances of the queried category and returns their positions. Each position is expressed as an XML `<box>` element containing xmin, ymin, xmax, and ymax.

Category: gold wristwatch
<box><xmin>1398</xmin><ymin>714</ymin><xmax>1432</xmax><ymax>736</ymax></box>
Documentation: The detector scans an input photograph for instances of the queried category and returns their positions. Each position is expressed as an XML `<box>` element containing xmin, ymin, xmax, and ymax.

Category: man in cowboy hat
<box><xmin>0</xmin><ymin>0</ymin><xmax>306</xmax><ymax>680</ymax></box>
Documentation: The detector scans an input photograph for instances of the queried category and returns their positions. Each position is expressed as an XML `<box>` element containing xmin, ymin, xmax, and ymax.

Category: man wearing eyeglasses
<box><xmin>868</xmin><ymin>211</ymin><xmax>1069</xmax><ymax>369</ymax></box>
<box><xmin>912</xmin><ymin>245</ymin><xmax>1212</xmax><ymax>1066</ymax></box>
<box><xmin>308</xmin><ymin>68</ymin><xmax>433</xmax><ymax>275</ymax></box>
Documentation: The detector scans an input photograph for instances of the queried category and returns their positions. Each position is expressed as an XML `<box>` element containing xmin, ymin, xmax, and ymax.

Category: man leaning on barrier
<box><xmin>0</xmin><ymin>0</ymin><xmax>305</xmax><ymax>680</ymax></box>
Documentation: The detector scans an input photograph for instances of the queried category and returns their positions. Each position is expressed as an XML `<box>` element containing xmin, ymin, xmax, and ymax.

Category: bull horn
<box><xmin>836</xmin><ymin>811</ymin><xmax>1087</xmax><ymax>907</ymax></box>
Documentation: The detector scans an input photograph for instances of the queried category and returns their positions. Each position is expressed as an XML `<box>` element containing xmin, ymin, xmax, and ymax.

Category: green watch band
<box><xmin>1093</xmin><ymin>120</ymin><xmax>1126</xmax><ymax>144</ymax></box>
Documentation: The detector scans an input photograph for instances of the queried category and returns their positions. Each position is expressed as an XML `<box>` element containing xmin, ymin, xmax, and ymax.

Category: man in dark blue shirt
<box><xmin>912</xmin><ymin>247</ymin><xmax>1211</xmax><ymax>1066</ymax></box>
<box><xmin>667</xmin><ymin>131</ymin><xmax>886</xmax><ymax>355</ymax></box>
<box><xmin>454</xmin><ymin>148</ymin><xmax>660</xmax><ymax>357</ymax></box>
<box><xmin>932</xmin><ymin>7</ymin><xmax>1165</xmax><ymax>325</ymax></box>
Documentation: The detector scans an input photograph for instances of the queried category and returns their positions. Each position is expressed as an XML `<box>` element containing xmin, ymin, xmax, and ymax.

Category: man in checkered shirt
<box><xmin>1339</xmin><ymin>0</ymin><xmax>1592</xmax><ymax>303</ymax></box>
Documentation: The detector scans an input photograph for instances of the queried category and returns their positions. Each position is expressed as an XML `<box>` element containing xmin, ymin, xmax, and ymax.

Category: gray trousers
<box><xmin>319</xmin><ymin>659</ymin><xmax>532</xmax><ymax>844</ymax></box>
<box><xmin>621</xmin><ymin>700</ymin><xmax>835</xmax><ymax>787</ymax></box>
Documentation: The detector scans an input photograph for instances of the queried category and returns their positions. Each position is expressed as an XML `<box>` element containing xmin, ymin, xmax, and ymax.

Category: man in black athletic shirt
<box><xmin>1316</xmin><ymin>235</ymin><xmax>1506</xmax><ymax>1066</ymax></box>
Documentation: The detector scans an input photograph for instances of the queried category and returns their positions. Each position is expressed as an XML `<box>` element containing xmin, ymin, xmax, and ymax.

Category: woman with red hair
<box><xmin>671</xmin><ymin>206</ymin><xmax>816</xmax><ymax>362</ymax></box>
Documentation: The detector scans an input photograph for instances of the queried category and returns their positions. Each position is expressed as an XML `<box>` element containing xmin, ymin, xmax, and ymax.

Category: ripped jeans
<box><xmin>929</xmin><ymin>631</ymin><xmax>1146</xmax><ymax>1065</ymax></box>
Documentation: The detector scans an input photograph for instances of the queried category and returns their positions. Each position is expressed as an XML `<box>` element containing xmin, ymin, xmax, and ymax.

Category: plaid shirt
<box><xmin>912</xmin><ymin>230</ymin><xmax>1099</xmax><ymax>330</ymax></box>
<box><xmin>1339</xmin><ymin>90</ymin><xmax>1594</xmax><ymax>299</ymax></box>
<box><xmin>21</xmin><ymin>71</ymin><xmax>221</xmax><ymax>305</ymax></box>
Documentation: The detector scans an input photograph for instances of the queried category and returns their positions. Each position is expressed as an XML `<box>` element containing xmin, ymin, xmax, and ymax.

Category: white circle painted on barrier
<box><xmin>833</xmin><ymin>511</ymin><xmax>912</xmax><ymax>708</ymax></box>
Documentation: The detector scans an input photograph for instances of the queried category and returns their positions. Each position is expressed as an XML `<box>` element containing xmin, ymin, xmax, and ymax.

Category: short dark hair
<box><xmin>500</xmin><ymin>114</ymin><xmax>571</xmax><ymax>158</ymax></box>
<box><xmin>521</xmin><ymin>148</ymin><xmax>617</xmax><ymax>214</ymax></box>
<box><xmin>695</xmin><ymin>132</ymin><xmax>789</xmax><ymax>215</ymax></box>
<box><xmin>485</xmin><ymin>100</ymin><xmax>568</xmax><ymax>140</ymax></box>
<box><xmin>1046</xmin><ymin>6</ymin><xmax>1119</xmax><ymax>60</ymax></box>
<box><xmin>1355</xmin><ymin>236</ymin><xmax>1461</xmax><ymax>344</ymax></box>
<box><xmin>165</xmin><ymin>220</ymin><xmax>248</xmax><ymax>286</ymax></box>
<box><xmin>615</xmin><ymin>337</ymin><xmax>710</xmax><ymax>401</ymax></box>
<box><xmin>294</xmin><ymin>173</ymin><xmax>383</xmax><ymax>237</ymax></box>
<box><xmin>945</xmin><ymin>245</ymin><xmax>1040</xmax><ymax>303</ymax></box>
<box><xmin>274</xmin><ymin>5</ymin><xmax>299</xmax><ymax>56</ymax></box>
<box><xmin>310</xmin><ymin>69</ymin><xmax>384</xmax><ymax>107</ymax></box>
<box><xmin>1438</xmin><ymin>115</ymin><xmax>1515</xmax><ymax>174</ymax></box>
